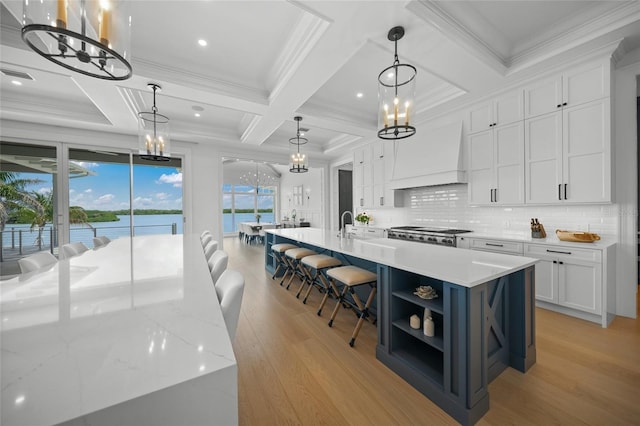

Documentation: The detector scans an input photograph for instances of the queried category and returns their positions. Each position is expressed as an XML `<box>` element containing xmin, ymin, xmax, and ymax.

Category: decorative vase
<box><xmin>409</xmin><ymin>314</ymin><xmax>420</xmax><ymax>329</ymax></box>
<box><xmin>423</xmin><ymin>316</ymin><xmax>434</xmax><ymax>337</ymax></box>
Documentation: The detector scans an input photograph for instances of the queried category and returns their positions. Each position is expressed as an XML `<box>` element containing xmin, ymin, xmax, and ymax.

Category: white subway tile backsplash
<box><xmin>363</xmin><ymin>184</ymin><xmax>618</xmax><ymax>237</ymax></box>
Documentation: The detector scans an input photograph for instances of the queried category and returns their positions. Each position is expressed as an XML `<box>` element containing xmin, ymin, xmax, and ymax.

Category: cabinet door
<box><xmin>362</xmin><ymin>184</ymin><xmax>373</xmax><ymax>208</ymax></box>
<box><xmin>494</xmin><ymin>90</ymin><xmax>524</xmax><ymax>127</ymax></box>
<box><xmin>534</xmin><ymin>259</ymin><xmax>557</xmax><ymax>303</ymax></box>
<box><xmin>563</xmin><ymin>61</ymin><xmax>609</xmax><ymax>108</ymax></box>
<box><xmin>558</xmin><ymin>260</ymin><xmax>602</xmax><ymax>315</ymax></box>
<box><xmin>373</xmin><ymin>184</ymin><xmax>384</xmax><ymax>207</ymax></box>
<box><xmin>468</xmin><ymin>130</ymin><xmax>494</xmax><ymax>205</ymax></box>
<box><xmin>524</xmin><ymin>76</ymin><xmax>562</xmax><ymax>119</ymax></box>
<box><xmin>353</xmin><ymin>185</ymin><xmax>364</xmax><ymax>209</ymax></box>
<box><xmin>525</xmin><ymin>112</ymin><xmax>563</xmax><ymax>204</ymax></box>
<box><xmin>494</xmin><ymin>122</ymin><xmax>524</xmax><ymax>204</ymax></box>
<box><xmin>469</xmin><ymin>102</ymin><xmax>493</xmax><ymax>134</ymax></box>
<box><xmin>562</xmin><ymin>99</ymin><xmax>610</xmax><ymax>203</ymax></box>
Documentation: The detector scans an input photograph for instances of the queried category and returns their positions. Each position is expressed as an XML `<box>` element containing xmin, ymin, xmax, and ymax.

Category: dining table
<box><xmin>0</xmin><ymin>234</ymin><xmax>237</xmax><ymax>426</ymax></box>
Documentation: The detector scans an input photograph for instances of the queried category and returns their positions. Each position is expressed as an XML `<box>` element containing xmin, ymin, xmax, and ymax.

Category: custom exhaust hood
<box><xmin>389</xmin><ymin>121</ymin><xmax>466</xmax><ymax>189</ymax></box>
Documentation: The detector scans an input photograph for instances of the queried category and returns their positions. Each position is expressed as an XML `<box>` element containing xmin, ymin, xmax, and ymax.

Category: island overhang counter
<box><xmin>265</xmin><ymin>227</ymin><xmax>538</xmax><ymax>425</ymax></box>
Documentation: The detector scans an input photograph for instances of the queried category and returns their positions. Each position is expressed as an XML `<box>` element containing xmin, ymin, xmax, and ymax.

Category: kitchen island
<box><xmin>1</xmin><ymin>235</ymin><xmax>237</xmax><ymax>426</ymax></box>
<box><xmin>265</xmin><ymin>228</ymin><xmax>537</xmax><ymax>425</ymax></box>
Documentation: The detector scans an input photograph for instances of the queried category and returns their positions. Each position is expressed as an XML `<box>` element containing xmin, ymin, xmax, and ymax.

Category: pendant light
<box><xmin>378</xmin><ymin>26</ymin><xmax>416</xmax><ymax>140</ymax></box>
<box><xmin>138</xmin><ymin>83</ymin><xmax>171</xmax><ymax>162</ymax></box>
<box><xmin>21</xmin><ymin>0</ymin><xmax>132</xmax><ymax>80</ymax></box>
<box><xmin>289</xmin><ymin>116</ymin><xmax>308</xmax><ymax>173</ymax></box>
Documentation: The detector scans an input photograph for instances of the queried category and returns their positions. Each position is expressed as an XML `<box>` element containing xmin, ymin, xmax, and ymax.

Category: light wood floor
<box><xmin>226</xmin><ymin>237</ymin><xmax>640</xmax><ymax>425</ymax></box>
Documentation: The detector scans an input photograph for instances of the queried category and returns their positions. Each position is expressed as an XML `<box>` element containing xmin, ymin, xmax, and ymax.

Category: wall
<box><xmin>276</xmin><ymin>165</ymin><xmax>324</xmax><ymax>227</ymax></box>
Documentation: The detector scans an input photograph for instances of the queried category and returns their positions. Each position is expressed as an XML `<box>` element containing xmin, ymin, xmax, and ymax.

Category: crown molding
<box><xmin>508</xmin><ymin>1</ymin><xmax>640</xmax><ymax>74</ymax></box>
<box><xmin>407</xmin><ymin>0</ymin><xmax>508</xmax><ymax>75</ymax></box>
<box><xmin>1</xmin><ymin>94</ymin><xmax>111</xmax><ymax>125</ymax></box>
<box><xmin>267</xmin><ymin>9</ymin><xmax>331</xmax><ymax>102</ymax></box>
<box><xmin>323</xmin><ymin>133</ymin><xmax>362</xmax><ymax>155</ymax></box>
<box><xmin>132</xmin><ymin>57</ymin><xmax>268</xmax><ymax>105</ymax></box>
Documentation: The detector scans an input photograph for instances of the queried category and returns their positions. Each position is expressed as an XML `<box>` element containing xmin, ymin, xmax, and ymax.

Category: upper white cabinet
<box><xmin>524</xmin><ymin>61</ymin><xmax>610</xmax><ymax>119</ymax></box>
<box><xmin>468</xmin><ymin>121</ymin><xmax>524</xmax><ymax>205</ymax></box>
<box><xmin>525</xmin><ymin>98</ymin><xmax>611</xmax><ymax>204</ymax></box>
<box><xmin>468</xmin><ymin>89</ymin><xmax>524</xmax><ymax>134</ymax></box>
<box><xmin>354</xmin><ymin>142</ymin><xmax>403</xmax><ymax>209</ymax></box>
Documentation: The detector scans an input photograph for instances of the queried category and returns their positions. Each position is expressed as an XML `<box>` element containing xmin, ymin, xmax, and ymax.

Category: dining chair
<box><xmin>208</xmin><ymin>249</ymin><xmax>229</xmax><ymax>285</ymax></box>
<box><xmin>61</xmin><ymin>241</ymin><xmax>89</xmax><ymax>258</ymax></box>
<box><xmin>215</xmin><ymin>269</ymin><xmax>245</xmax><ymax>341</ymax></box>
<box><xmin>203</xmin><ymin>240</ymin><xmax>219</xmax><ymax>261</ymax></box>
<box><xmin>18</xmin><ymin>251</ymin><xmax>57</xmax><ymax>273</ymax></box>
<box><xmin>201</xmin><ymin>233</ymin><xmax>213</xmax><ymax>247</ymax></box>
<box><xmin>93</xmin><ymin>236</ymin><xmax>111</xmax><ymax>248</ymax></box>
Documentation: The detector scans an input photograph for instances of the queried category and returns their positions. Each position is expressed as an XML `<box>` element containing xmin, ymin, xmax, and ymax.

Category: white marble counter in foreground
<box><xmin>1</xmin><ymin>234</ymin><xmax>237</xmax><ymax>426</ymax></box>
<box><xmin>267</xmin><ymin>228</ymin><xmax>537</xmax><ymax>287</ymax></box>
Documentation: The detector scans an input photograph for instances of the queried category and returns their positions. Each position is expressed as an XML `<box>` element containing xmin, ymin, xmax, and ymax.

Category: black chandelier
<box><xmin>289</xmin><ymin>116</ymin><xmax>308</xmax><ymax>173</ymax></box>
<box><xmin>138</xmin><ymin>83</ymin><xmax>171</xmax><ymax>162</ymax></box>
<box><xmin>378</xmin><ymin>26</ymin><xmax>417</xmax><ymax>140</ymax></box>
<box><xmin>21</xmin><ymin>0</ymin><xmax>132</xmax><ymax>80</ymax></box>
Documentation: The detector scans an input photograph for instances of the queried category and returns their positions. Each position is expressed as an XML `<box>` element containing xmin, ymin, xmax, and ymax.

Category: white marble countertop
<box><xmin>1</xmin><ymin>234</ymin><xmax>236</xmax><ymax>426</ymax></box>
<box><xmin>267</xmin><ymin>228</ymin><xmax>537</xmax><ymax>287</ymax></box>
<box><xmin>460</xmin><ymin>230</ymin><xmax>616</xmax><ymax>249</ymax></box>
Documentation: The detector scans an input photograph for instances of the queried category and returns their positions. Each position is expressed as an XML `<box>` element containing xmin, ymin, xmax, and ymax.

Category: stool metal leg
<box><xmin>349</xmin><ymin>284</ymin><xmax>377</xmax><ymax>347</ymax></box>
<box><xmin>328</xmin><ymin>282</ymin><xmax>349</xmax><ymax>327</ymax></box>
<box><xmin>295</xmin><ymin>263</ymin><xmax>313</xmax><ymax>299</ymax></box>
<box><xmin>318</xmin><ymin>275</ymin><xmax>342</xmax><ymax>316</ymax></box>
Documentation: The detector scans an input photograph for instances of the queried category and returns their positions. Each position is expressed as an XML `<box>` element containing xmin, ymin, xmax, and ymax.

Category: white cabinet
<box><xmin>524</xmin><ymin>61</ymin><xmax>610</xmax><ymax>119</ymax></box>
<box><xmin>525</xmin><ymin>98</ymin><xmax>611</xmax><ymax>204</ymax></box>
<box><xmin>524</xmin><ymin>244</ymin><xmax>602</xmax><ymax>316</ymax></box>
<box><xmin>468</xmin><ymin>89</ymin><xmax>523</xmax><ymax>134</ymax></box>
<box><xmin>468</xmin><ymin>121</ymin><xmax>524</xmax><ymax>205</ymax></box>
<box><xmin>353</xmin><ymin>146</ymin><xmax>373</xmax><ymax>208</ymax></box>
<box><xmin>354</xmin><ymin>142</ymin><xmax>402</xmax><ymax>209</ymax></box>
<box><xmin>467</xmin><ymin>237</ymin><xmax>524</xmax><ymax>255</ymax></box>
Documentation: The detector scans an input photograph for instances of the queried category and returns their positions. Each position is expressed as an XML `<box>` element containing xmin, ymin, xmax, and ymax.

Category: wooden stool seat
<box><xmin>326</xmin><ymin>265</ymin><xmax>377</xmax><ymax>347</ymax></box>
<box><xmin>326</xmin><ymin>265</ymin><xmax>377</xmax><ymax>287</ymax></box>
<box><xmin>283</xmin><ymin>248</ymin><xmax>317</xmax><ymax>290</ymax></box>
<box><xmin>297</xmin><ymin>254</ymin><xmax>342</xmax><ymax>305</ymax></box>
<box><xmin>271</xmin><ymin>243</ymin><xmax>299</xmax><ymax>283</ymax></box>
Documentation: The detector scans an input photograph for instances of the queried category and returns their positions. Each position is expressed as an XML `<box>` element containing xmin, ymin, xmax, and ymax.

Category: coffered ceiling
<box><xmin>2</xmin><ymin>0</ymin><xmax>640</xmax><ymax>165</ymax></box>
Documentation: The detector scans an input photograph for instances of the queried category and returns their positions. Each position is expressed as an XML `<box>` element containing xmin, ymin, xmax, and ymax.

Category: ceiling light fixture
<box><xmin>289</xmin><ymin>116</ymin><xmax>308</xmax><ymax>174</ymax></box>
<box><xmin>378</xmin><ymin>26</ymin><xmax>416</xmax><ymax>140</ymax></box>
<box><xmin>21</xmin><ymin>0</ymin><xmax>132</xmax><ymax>80</ymax></box>
<box><xmin>138</xmin><ymin>83</ymin><xmax>171</xmax><ymax>162</ymax></box>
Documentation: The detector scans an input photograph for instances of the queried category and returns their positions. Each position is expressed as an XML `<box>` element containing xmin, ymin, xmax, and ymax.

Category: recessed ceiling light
<box><xmin>198</xmin><ymin>39</ymin><xmax>207</xmax><ymax>47</ymax></box>
<box><xmin>356</xmin><ymin>92</ymin><xmax>363</xmax><ymax>98</ymax></box>
<box><xmin>194</xmin><ymin>113</ymin><xmax>201</xmax><ymax>117</ymax></box>
<box><xmin>11</xmin><ymin>80</ymin><xmax>22</xmax><ymax>86</ymax></box>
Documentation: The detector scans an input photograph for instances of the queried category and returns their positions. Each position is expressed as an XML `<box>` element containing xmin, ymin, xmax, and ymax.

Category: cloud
<box><xmin>84</xmin><ymin>189</ymin><xmax>92</xmax><ymax>193</ymax></box>
<box><xmin>71</xmin><ymin>161</ymin><xmax>99</xmax><ymax>169</ymax></box>
<box><xmin>70</xmin><ymin>189</ymin><xmax>76</xmax><ymax>194</ymax></box>
<box><xmin>37</xmin><ymin>187</ymin><xmax>52</xmax><ymax>194</ymax></box>
<box><xmin>133</xmin><ymin>196</ymin><xmax>153</xmax><ymax>208</ymax></box>
<box><xmin>157</xmin><ymin>172</ymin><xmax>182</xmax><ymax>188</ymax></box>
<box><xmin>155</xmin><ymin>192</ymin><xmax>170</xmax><ymax>200</ymax></box>
<box><xmin>95</xmin><ymin>194</ymin><xmax>115</xmax><ymax>205</ymax></box>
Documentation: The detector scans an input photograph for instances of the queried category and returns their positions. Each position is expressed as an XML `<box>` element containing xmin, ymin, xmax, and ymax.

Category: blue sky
<box><xmin>20</xmin><ymin>162</ymin><xmax>183</xmax><ymax>211</ymax></box>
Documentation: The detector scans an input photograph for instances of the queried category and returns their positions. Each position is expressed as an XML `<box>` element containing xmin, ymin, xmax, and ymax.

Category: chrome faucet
<box><xmin>340</xmin><ymin>211</ymin><xmax>354</xmax><ymax>238</ymax></box>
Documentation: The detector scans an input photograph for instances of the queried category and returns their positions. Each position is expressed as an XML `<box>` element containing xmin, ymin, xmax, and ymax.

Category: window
<box><xmin>222</xmin><ymin>184</ymin><xmax>276</xmax><ymax>233</ymax></box>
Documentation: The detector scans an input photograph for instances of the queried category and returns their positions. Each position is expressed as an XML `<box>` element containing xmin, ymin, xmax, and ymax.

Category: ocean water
<box><xmin>2</xmin><ymin>212</ymin><xmax>276</xmax><ymax>249</ymax></box>
<box><xmin>1</xmin><ymin>214</ymin><xmax>183</xmax><ymax>249</ymax></box>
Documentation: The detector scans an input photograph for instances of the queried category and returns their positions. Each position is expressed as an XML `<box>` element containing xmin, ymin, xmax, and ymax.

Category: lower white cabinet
<box><xmin>465</xmin><ymin>237</ymin><xmax>614</xmax><ymax>327</ymax></box>
<box><xmin>524</xmin><ymin>243</ymin><xmax>613</xmax><ymax>327</ymax></box>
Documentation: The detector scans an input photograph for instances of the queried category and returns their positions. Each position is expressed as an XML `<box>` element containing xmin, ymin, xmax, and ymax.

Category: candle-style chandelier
<box><xmin>377</xmin><ymin>26</ymin><xmax>416</xmax><ymax>140</ymax></box>
<box><xmin>138</xmin><ymin>83</ymin><xmax>171</xmax><ymax>162</ymax></box>
<box><xmin>289</xmin><ymin>116</ymin><xmax>308</xmax><ymax>173</ymax></box>
<box><xmin>21</xmin><ymin>0</ymin><xmax>132</xmax><ymax>80</ymax></box>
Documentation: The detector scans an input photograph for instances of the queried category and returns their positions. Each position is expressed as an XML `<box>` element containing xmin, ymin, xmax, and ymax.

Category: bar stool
<box><xmin>326</xmin><ymin>265</ymin><xmax>377</xmax><ymax>347</ymax></box>
<box><xmin>271</xmin><ymin>243</ymin><xmax>298</xmax><ymax>281</ymax></box>
<box><xmin>283</xmin><ymin>247</ymin><xmax>317</xmax><ymax>290</ymax></box>
<box><xmin>296</xmin><ymin>254</ymin><xmax>342</xmax><ymax>307</ymax></box>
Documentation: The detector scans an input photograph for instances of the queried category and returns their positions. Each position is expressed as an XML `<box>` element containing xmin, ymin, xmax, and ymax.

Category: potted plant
<box><xmin>355</xmin><ymin>212</ymin><xmax>371</xmax><ymax>225</ymax></box>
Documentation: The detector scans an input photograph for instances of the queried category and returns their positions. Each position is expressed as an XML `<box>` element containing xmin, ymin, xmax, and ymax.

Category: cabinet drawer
<box><xmin>469</xmin><ymin>238</ymin><xmax>523</xmax><ymax>255</ymax></box>
<box><xmin>524</xmin><ymin>244</ymin><xmax>601</xmax><ymax>263</ymax></box>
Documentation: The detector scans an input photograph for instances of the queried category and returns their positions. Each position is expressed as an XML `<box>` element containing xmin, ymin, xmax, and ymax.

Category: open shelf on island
<box><xmin>392</xmin><ymin>289</ymin><xmax>443</xmax><ymax>314</ymax></box>
<box><xmin>391</xmin><ymin>346</ymin><xmax>444</xmax><ymax>389</ymax></box>
<box><xmin>392</xmin><ymin>318</ymin><xmax>444</xmax><ymax>352</ymax></box>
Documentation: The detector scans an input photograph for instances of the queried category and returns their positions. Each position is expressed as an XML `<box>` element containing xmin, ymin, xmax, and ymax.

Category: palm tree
<box><xmin>0</xmin><ymin>172</ymin><xmax>44</xmax><ymax>231</ymax></box>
